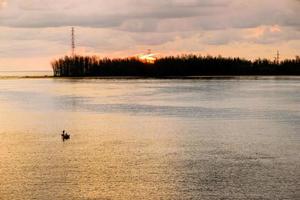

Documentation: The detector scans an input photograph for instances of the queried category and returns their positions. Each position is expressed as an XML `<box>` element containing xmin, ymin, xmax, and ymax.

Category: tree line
<box><xmin>51</xmin><ymin>55</ymin><xmax>300</xmax><ymax>77</ymax></box>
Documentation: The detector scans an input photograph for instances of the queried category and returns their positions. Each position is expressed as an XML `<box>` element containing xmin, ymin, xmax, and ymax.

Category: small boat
<box><xmin>61</xmin><ymin>130</ymin><xmax>71</xmax><ymax>141</ymax></box>
<box><xmin>62</xmin><ymin>134</ymin><xmax>70</xmax><ymax>140</ymax></box>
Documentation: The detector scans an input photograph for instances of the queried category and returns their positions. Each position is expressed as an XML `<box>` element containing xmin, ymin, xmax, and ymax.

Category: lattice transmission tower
<box><xmin>71</xmin><ymin>27</ymin><xmax>75</xmax><ymax>57</ymax></box>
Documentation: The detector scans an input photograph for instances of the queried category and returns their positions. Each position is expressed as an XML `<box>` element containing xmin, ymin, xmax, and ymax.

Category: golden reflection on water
<box><xmin>0</xmin><ymin>99</ymin><xmax>185</xmax><ymax>199</ymax></box>
<box><xmin>0</xmin><ymin>78</ymin><xmax>299</xmax><ymax>199</ymax></box>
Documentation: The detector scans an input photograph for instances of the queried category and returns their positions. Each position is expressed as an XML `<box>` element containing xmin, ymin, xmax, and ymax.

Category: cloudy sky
<box><xmin>0</xmin><ymin>0</ymin><xmax>299</xmax><ymax>70</ymax></box>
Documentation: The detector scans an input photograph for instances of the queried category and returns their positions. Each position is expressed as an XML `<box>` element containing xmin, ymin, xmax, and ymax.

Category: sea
<box><xmin>0</xmin><ymin>71</ymin><xmax>299</xmax><ymax>199</ymax></box>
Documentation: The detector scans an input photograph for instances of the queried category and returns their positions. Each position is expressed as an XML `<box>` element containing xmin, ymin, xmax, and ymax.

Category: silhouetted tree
<box><xmin>51</xmin><ymin>55</ymin><xmax>300</xmax><ymax>77</ymax></box>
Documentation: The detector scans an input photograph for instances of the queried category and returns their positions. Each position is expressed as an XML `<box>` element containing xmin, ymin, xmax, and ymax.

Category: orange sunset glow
<box><xmin>0</xmin><ymin>0</ymin><xmax>299</xmax><ymax>71</ymax></box>
<box><xmin>0</xmin><ymin>1</ymin><xmax>300</xmax><ymax>200</ymax></box>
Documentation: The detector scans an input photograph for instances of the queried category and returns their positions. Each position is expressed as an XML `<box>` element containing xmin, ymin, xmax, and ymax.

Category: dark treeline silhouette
<box><xmin>52</xmin><ymin>55</ymin><xmax>300</xmax><ymax>77</ymax></box>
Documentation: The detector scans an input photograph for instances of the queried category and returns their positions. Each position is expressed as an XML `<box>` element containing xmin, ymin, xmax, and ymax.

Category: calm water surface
<box><xmin>0</xmin><ymin>77</ymin><xmax>299</xmax><ymax>199</ymax></box>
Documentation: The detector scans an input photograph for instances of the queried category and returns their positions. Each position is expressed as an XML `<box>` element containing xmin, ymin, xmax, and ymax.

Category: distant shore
<box><xmin>0</xmin><ymin>71</ymin><xmax>53</xmax><ymax>79</ymax></box>
<box><xmin>2</xmin><ymin>75</ymin><xmax>300</xmax><ymax>81</ymax></box>
<box><xmin>51</xmin><ymin>55</ymin><xmax>300</xmax><ymax>77</ymax></box>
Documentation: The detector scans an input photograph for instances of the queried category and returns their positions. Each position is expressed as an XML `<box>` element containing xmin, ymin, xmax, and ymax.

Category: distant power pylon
<box><xmin>275</xmin><ymin>50</ymin><xmax>280</xmax><ymax>64</ymax></box>
<box><xmin>71</xmin><ymin>27</ymin><xmax>75</xmax><ymax>57</ymax></box>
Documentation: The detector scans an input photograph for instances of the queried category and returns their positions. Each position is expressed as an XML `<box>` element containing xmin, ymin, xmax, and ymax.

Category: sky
<box><xmin>0</xmin><ymin>0</ymin><xmax>299</xmax><ymax>71</ymax></box>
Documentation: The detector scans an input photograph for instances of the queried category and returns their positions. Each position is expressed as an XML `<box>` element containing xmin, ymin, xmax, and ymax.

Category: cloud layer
<box><xmin>1</xmin><ymin>0</ymin><xmax>299</xmax><ymax>30</ymax></box>
<box><xmin>0</xmin><ymin>0</ymin><xmax>299</xmax><ymax>70</ymax></box>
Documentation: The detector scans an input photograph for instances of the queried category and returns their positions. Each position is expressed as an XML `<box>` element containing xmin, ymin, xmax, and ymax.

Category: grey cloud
<box><xmin>0</xmin><ymin>0</ymin><xmax>231</xmax><ymax>29</ymax></box>
<box><xmin>0</xmin><ymin>0</ymin><xmax>300</xmax><ymax>63</ymax></box>
<box><xmin>4</xmin><ymin>0</ymin><xmax>300</xmax><ymax>34</ymax></box>
<box><xmin>0</xmin><ymin>0</ymin><xmax>299</xmax><ymax>32</ymax></box>
<box><xmin>199</xmin><ymin>26</ymin><xmax>300</xmax><ymax>46</ymax></box>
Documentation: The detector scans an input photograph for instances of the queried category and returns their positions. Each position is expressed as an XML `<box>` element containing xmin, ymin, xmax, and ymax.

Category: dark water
<box><xmin>0</xmin><ymin>77</ymin><xmax>299</xmax><ymax>199</ymax></box>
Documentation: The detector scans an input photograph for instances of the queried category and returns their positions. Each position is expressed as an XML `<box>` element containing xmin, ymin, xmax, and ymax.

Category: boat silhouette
<box><xmin>61</xmin><ymin>130</ymin><xmax>71</xmax><ymax>141</ymax></box>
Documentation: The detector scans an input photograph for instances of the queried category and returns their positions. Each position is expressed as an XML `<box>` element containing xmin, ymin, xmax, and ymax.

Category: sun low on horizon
<box><xmin>0</xmin><ymin>0</ymin><xmax>300</xmax><ymax>71</ymax></box>
<box><xmin>1</xmin><ymin>1</ymin><xmax>300</xmax><ymax>200</ymax></box>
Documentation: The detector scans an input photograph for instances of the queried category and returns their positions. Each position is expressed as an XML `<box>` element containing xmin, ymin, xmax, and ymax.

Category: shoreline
<box><xmin>1</xmin><ymin>75</ymin><xmax>300</xmax><ymax>80</ymax></box>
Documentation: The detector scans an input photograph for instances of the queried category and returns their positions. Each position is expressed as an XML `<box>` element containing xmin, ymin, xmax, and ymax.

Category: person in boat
<box><xmin>61</xmin><ymin>130</ymin><xmax>70</xmax><ymax>140</ymax></box>
<box><xmin>61</xmin><ymin>130</ymin><xmax>66</xmax><ymax>137</ymax></box>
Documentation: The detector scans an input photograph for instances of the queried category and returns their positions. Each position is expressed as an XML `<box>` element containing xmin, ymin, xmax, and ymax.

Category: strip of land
<box><xmin>51</xmin><ymin>55</ymin><xmax>300</xmax><ymax>77</ymax></box>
